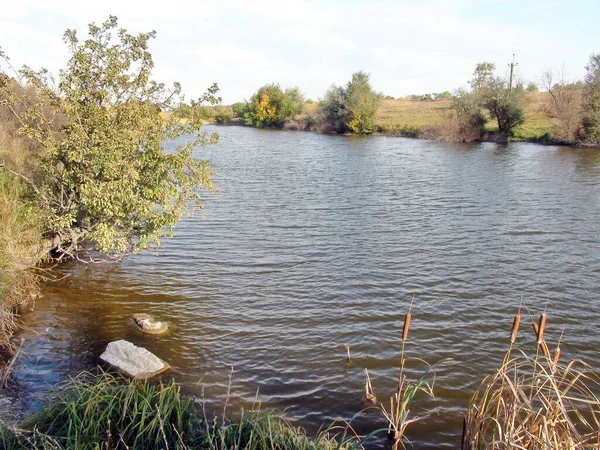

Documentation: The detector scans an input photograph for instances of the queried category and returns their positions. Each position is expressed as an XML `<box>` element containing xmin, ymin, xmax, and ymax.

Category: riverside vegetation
<box><xmin>1</xmin><ymin>15</ymin><xmax>600</xmax><ymax>450</ymax></box>
<box><xmin>210</xmin><ymin>57</ymin><xmax>600</xmax><ymax>147</ymax></box>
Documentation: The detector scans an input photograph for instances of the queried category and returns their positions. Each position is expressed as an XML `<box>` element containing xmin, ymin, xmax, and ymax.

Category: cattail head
<box><xmin>402</xmin><ymin>313</ymin><xmax>412</xmax><ymax>342</ymax></box>
<box><xmin>510</xmin><ymin>314</ymin><xmax>521</xmax><ymax>344</ymax></box>
<box><xmin>553</xmin><ymin>346</ymin><xmax>561</xmax><ymax>366</ymax></box>
<box><xmin>537</xmin><ymin>313</ymin><xmax>547</xmax><ymax>345</ymax></box>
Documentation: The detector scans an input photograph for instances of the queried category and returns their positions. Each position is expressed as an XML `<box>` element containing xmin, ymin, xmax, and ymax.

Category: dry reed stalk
<box><xmin>361</xmin><ymin>368</ymin><xmax>376</xmax><ymax>407</ymax></box>
<box><xmin>464</xmin><ymin>316</ymin><xmax>600</xmax><ymax>450</ymax></box>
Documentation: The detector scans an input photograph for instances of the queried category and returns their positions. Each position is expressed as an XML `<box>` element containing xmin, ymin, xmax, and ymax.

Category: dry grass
<box><xmin>376</xmin><ymin>98</ymin><xmax>451</xmax><ymax>135</ymax></box>
<box><xmin>0</xmin><ymin>87</ymin><xmax>45</xmax><ymax>355</ymax></box>
<box><xmin>375</xmin><ymin>92</ymin><xmax>566</xmax><ymax>141</ymax></box>
<box><xmin>462</xmin><ymin>311</ymin><xmax>600</xmax><ymax>450</ymax></box>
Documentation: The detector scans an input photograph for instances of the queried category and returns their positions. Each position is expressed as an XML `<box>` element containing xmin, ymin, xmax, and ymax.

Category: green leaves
<box><xmin>320</xmin><ymin>71</ymin><xmax>381</xmax><ymax>135</ymax></box>
<box><xmin>0</xmin><ymin>16</ymin><xmax>219</xmax><ymax>259</ymax></box>
<box><xmin>244</xmin><ymin>83</ymin><xmax>305</xmax><ymax>128</ymax></box>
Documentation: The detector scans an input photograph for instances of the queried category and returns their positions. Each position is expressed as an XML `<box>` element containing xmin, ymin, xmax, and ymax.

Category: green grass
<box><xmin>0</xmin><ymin>371</ymin><xmax>365</xmax><ymax>450</ymax></box>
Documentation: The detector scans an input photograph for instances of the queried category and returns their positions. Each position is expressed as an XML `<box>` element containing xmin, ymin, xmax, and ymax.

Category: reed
<box><xmin>462</xmin><ymin>313</ymin><xmax>600</xmax><ymax>450</ymax></box>
<box><xmin>379</xmin><ymin>304</ymin><xmax>436</xmax><ymax>450</ymax></box>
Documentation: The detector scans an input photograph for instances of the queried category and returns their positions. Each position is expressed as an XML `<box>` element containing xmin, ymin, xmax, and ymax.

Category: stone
<box><xmin>131</xmin><ymin>313</ymin><xmax>168</xmax><ymax>334</ymax></box>
<box><xmin>99</xmin><ymin>340</ymin><xmax>170</xmax><ymax>379</ymax></box>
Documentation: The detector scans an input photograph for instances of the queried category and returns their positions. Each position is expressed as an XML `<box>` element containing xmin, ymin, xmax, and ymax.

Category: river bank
<box><xmin>208</xmin><ymin>92</ymin><xmax>598</xmax><ymax>148</ymax></box>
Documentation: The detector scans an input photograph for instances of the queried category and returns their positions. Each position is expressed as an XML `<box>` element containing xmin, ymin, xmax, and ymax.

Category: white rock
<box><xmin>99</xmin><ymin>340</ymin><xmax>170</xmax><ymax>379</ymax></box>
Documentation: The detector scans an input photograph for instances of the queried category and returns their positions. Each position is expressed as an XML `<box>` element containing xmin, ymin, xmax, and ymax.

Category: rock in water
<box><xmin>131</xmin><ymin>313</ymin><xmax>168</xmax><ymax>334</ymax></box>
<box><xmin>99</xmin><ymin>340</ymin><xmax>171</xmax><ymax>379</ymax></box>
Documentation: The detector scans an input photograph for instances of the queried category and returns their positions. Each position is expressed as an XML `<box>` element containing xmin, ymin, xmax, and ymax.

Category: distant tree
<box><xmin>244</xmin><ymin>83</ymin><xmax>304</xmax><ymax>128</ymax></box>
<box><xmin>279</xmin><ymin>87</ymin><xmax>305</xmax><ymax>122</ymax></box>
<box><xmin>470</xmin><ymin>62</ymin><xmax>496</xmax><ymax>92</ymax></box>
<box><xmin>452</xmin><ymin>88</ymin><xmax>487</xmax><ymax>140</ymax></box>
<box><xmin>482</xmin><ymin>79</ymin><xmax>525</xmax><ymax>136</ymax></box>
<box><xmin>231</xmin><ymin>102</ymin><xmax>248</xmax><ymax>118</ymax></box>
<box><xmin>526</xmin><ymin>82</ymin><xmax>539</xmax><ymax>93</ymax></box>
<box><xmin>541</xmin><ymin>68</ymin><xmax>580</xmax><ymax>143</ymax></box>
<box><xmin>345</xmin><ymin>71</ymin><xmax>381</xmax><ymax>134</ymax></box>
<box><xmin>320</xmin><ymin>84</ymin><xmax>350</xmax><ymax>133</ymax></box>
<box><xmin>581</xmin><ymin>53</ymin><xmax>600</xmax><ymax>145</ymax></box>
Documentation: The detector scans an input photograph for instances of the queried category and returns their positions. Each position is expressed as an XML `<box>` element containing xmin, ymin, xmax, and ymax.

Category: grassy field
<box><xmin>375</xmin><ymin>92</ymin><xmax>564</xmax><ymax>141</ymax></box>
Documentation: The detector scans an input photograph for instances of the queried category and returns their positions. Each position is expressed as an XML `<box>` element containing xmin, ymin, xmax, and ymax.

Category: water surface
<box><xmin>14</xmin><ymin>126</ymin><xmax>600</xmax><ymax>448</ymax></box>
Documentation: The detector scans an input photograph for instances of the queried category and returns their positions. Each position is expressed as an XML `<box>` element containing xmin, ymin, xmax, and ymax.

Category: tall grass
<box><xmin>0</xmin><ymin>81</ymin><xmax>46</xmax><ymax>358</ymax></box>
<box><xmin>0</xmin><ymin>371</ymin><xmax>364</xmax><ymax>450</ymax></box>
<box><xmin>462</xmin><ymin>311</ymin><xmax>600</xmax><ymax>449</ymax></box>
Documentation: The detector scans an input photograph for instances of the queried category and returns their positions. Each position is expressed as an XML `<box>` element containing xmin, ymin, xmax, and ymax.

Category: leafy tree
<box><xmin>231</xmin><ymin>102</ymin><xmax>248</xmax><ymax>118</ymax></box>
<box><xmin>345</xmin><ymin>71</ymin><xmax>381</xmax><ymax>134</ymax></box>
<box><xmin>244</xmin><ymin>83</ymin><xmax>304</xmax><ymax>128</ymax></box>
<box><xmin>320</xmin><ymin>84</ymin><xmax>349</xmax><ymax>133</ymax></box>
<box><xmin>318</xmin><ymin>72</ymin><xmax>380</xmax><ymax>134</ymax></box>
<box><xmin>470</xmin><ymin>62</ymin><xmax>496</xmax><ymax>92</ymax></box>
<box><xmin>451</xmin><ymin>88</ymin><xmax>487</xmax><ymax>141</ymax></box>
<box><xmin>468</xmin><ymin>63</ymin><xmax>525</xmax><ymax>137</ymax></box>
<box><xmin>483</xmin><ymin>83</ymin><xmax>525</xmax><ymax>136</ymax></box>
<box><xmin>0</xmin><ymin>16</ymin><xmax>220</xmax><ymax>259</ymax></box>
<box><xmin>526</xmin><ymin>82</ymin><xmax>539</xmax><ymax>93</ymax></box>
<box><xmin>581</xmin><ymin>53</ymin><xmax>600</xmax><ymax>145</ymax></box>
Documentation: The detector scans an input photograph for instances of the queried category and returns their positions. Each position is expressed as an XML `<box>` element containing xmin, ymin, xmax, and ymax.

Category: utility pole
<box><xmin>508</xmin><ymin>54</ymin><xmax>518</xmax><ymax>92</ymax></box>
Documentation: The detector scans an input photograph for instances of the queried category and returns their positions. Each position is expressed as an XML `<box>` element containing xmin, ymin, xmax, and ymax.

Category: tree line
<box><xmin>212</xmin><ymin>55</ymin><xmax>600</xmax><ymax>147</ymax></box>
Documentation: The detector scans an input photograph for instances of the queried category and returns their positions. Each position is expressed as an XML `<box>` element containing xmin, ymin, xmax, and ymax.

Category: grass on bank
<box><xmin>0</xmin><ymin>371</ymin><xmax>364</xmax><ymax>450</ymax></box>
<box><xmin>375</xmin><ymin>92</ymin><xmax>559</xmax><ymax>141</ymax></box>
<box><xmin>0</xmin><ymin>115</ymin><xmax>44</xmax><ymax>356</ymax></box>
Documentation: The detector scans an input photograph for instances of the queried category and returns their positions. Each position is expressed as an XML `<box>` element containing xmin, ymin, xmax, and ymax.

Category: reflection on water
<box><xmin>14</xmin><ymin>127</ymin><xmax>600</xmax><ymax>448</ymax></box>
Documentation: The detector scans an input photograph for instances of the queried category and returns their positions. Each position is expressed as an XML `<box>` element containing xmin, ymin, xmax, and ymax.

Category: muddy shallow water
<box><xmin>12</xmin><ymin>126</ymin><xmax>600</xmax><ymax>448</ymax></box>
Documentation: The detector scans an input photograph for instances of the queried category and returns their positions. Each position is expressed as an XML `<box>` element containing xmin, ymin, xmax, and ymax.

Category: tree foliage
<box><xmin>319</xmin><ymin>71</ymin><xmax>380</xmax><ymax>135</ymax></box>
<box><xmin>469</xmin><ymin>62</ymin><xmax>496</xmax><ymax>92</ymax></box>
<box><xmin>345</xmin><ymin>71</ymin><xmax>381</xmax><ymax>134</ymax></box>
<box><xmin>468</xmin><ymin>63</ymin><xmax>525</xmax><ymax>137</ymax></box>
<box><xmin>0</xmin><ymin>16</ymin><xmax>220</xmax><ymax>259</ymax></box>
<box><xmin>243</xmin><ymin>83</ymin><xmax>304</xmax><ymax>128</ymax></box>
<box><xmin>451</xmin><ymin>88</ymin><xmax>487</xmax><ymax>141</ymax></box>
<box><xmin>581</xmin><ymin>53</ymin><xmax>600</xmax><ymax>145</ymax></box>
<box><xmin>320</xmin><ymin>85</ymin><xmax>349</xmax><ymax>133</ymax></box>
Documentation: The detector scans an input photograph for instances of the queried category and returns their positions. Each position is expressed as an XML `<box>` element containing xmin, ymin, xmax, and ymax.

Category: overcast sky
<box><xmin>1</xmin><ymin>0</ymin><xmax>599</xmax><ymax>104</ymax></box>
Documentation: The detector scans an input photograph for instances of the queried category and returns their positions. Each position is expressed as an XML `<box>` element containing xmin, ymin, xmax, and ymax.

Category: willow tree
<box><xmin>0</xmin><ymin>16</ymin><xmax>220</xmax><ymax>260</ymax></box>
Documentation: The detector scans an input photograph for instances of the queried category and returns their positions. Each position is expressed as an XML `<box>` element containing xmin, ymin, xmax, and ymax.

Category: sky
<box><xmin>1</xmin><ymin>0</ymin><xmax>599</xmax><ymax>104</ymax></box>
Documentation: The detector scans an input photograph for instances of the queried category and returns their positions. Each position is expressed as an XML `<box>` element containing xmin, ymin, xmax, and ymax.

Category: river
<box><xmin>12</xmin><ymin>126</ymin><xmax>600</xmax><ymax>448</ymax></box>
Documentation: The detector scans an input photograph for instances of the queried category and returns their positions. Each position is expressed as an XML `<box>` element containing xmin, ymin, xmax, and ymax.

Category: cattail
<box><xmin>402</xmin><ymin>313</ymin><xmax>412</xmax><ymax>342</ymax></box>
<box><xmin>510</xmin><ymin>314</ymin><xmax>521</xmax><ymax>344</ymax></box>
<box><xmin>553</xmin><ymin>346</ymin><xmax>561</xmax><ymax>365</ymax></box>
<box><xmin>532</xmin><ymin>320</ymin><xmax>550</xmax><ymax>357</ymax></box>
<box><xmin>537</xmin><ymin>313</ymin><xmax>547</xmax><ymax>344</ymax></box>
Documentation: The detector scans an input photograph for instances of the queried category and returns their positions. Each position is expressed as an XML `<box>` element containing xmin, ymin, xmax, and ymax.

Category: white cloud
<box><xmin>1</xmin><ymin>0</ymin><xmax>598</xmax><ymax>103</ymax></box>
